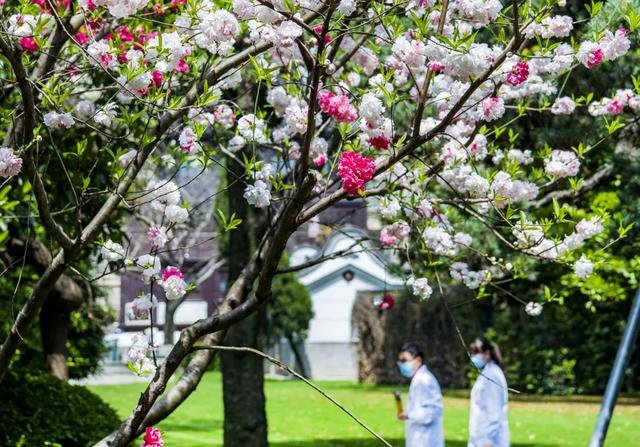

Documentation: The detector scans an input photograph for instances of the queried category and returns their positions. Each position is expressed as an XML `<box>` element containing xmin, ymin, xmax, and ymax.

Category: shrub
<box><xmin>0</xmin><ymin>369</ymin><xmax>119</xmax><ymax>447</ymax></box>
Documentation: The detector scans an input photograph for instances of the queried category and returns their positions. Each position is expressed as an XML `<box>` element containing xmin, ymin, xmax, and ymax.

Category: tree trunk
<box><xmin>40</xmin><ymin>295</ymin><xmax>72</xmax><ymax>380</ymax></box>
<box><xmin>39</xmin><ymin>281</ymin><xmax>83</xmax><ymax>379</ymax></box>
<box><xmin>287</xmin><ymin>333</ymin><xmax>310</xmax><ymax>379</ymax></box>
<box><xmin>9</xmin><ymin>238</ymin><xmax>84</xmax><ymax>380</ymax></box>
<box><xmin>221</xmin><ymin>311</ymin><xmax>268</xmax><ymax>447</ymax></box>
<box><xmin>220</xmin><ymin>148</ymin><xmax>268</xmax><ymax>446</ymax></box>
<box><xmin>163</xmin><ymin>298</ymin><xmax>182</xmax><ymax>346</ymax></box>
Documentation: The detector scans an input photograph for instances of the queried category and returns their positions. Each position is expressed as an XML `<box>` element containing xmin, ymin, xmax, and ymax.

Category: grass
<box><xmin>90</xmin><ymin>372</ymin><xmax>640</xmax><ymax>447</ymax></box>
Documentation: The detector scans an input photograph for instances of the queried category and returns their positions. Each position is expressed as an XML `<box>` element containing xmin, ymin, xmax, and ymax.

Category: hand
<box><xmin>397</xmin><ymin>412</ymin><xmax>408</xmax><ymax>421</ymax></box>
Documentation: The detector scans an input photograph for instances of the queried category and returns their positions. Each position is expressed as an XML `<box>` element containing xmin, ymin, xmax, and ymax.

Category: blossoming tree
<box><xmin>0</xmin><ymin>0</ymin><xmax>638</xmax><ymax>445</ymax></box>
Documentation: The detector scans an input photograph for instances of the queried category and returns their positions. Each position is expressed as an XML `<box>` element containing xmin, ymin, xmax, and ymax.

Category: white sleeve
<box><xmin>481</xmin><ymin>373</ymin><xmax>505</xmax><ymax>443</ymax></box>
<box><xmin>470</xmin><ymin>381</ymin><xmax>490</xmax><ymax>442</ymax></box>
<box><xmin>407</xmin><ymin>375</ymin><xmax>441</xmax><ymax>425</ymax></box>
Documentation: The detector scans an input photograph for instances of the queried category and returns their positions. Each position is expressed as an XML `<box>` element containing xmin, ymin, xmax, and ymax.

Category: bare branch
<box><xmin>275</xmin><ymin>239</ymin><xmax>367</xmax><ymax>274</ymax></box>
<box><xmin>298</xmin><ymin>1</ymin><xmax>337</xmax><ymax>180</ymax></box>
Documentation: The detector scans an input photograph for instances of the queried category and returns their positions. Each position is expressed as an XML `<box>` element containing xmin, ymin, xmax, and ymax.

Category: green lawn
<box><xmin>90</xmin><ymin>372</ymin><xmax>640</xmax><ymax>447</ymax></box>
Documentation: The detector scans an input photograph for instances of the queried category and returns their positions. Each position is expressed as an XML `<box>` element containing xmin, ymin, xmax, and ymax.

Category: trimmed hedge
<box><xmin>0</xmin><ymin>369</ymin><xmax>120</xmax><ymax>447</ymax></box>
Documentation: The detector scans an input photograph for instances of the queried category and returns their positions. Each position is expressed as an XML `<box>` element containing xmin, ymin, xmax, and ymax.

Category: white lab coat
<box><xmin>468</xmin><ymin>361</ymin><xmax>510</xmax><ymax>447</ymax></box>
<box><xmin>405</xmin><ymin>364</ymin><xmax>444</xmax><ymax>447</ymax></box>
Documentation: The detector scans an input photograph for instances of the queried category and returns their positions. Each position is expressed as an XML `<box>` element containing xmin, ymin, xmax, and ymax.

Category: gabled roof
<box><xmin>292</xmin><ymin>226</ymin><xmax>405</xmax><ymax>292</ymax></box>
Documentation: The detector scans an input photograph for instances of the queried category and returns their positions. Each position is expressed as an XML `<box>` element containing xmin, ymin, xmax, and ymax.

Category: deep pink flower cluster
<box><xmin>318</xmin><ymin>90</ymin><xmax>357</xmax><ymax>123</ymax></box>
<box><xmin>162</xmin><ymin>266</ymin><xmax>184</xmax><ymax>282</ymax></box>
<box><xmin>337</xmin><ymin>151</ymin><xmax>375</xmax><ymax>196</ymax></box>
<box><xmin>506</xmin><ymin>61</ymin><xmax>529</xmax><ymax>86</ymax></box>
<box><xmin>151</xmin><ymin>71</ymin><xmax>164</xmax><ymax>88</ymax></box>
<box><xmin>33</xmin><ymin>0</ymin><xmax>71</xmax><ymax>11</ymax></box>
<box><xmin>374</xmin><ymin>293</ymin><xmax>395</xmax><ymax>311</ymax></box>
<box><xmin>141</xmin><ymin>426</ymin><xmax>164</xmax><ymax>447</ymax></box>
<box><xmin>312</xmin><ymin>24</ymin><xmax>332</xmax><ymax>45</ymax></box>
<box><xmin>428</xmin><ymin>61</ymin><xmax>445</xmax><ymax>72</ymax></box>
<box><xmin>587</xmin><ymin>48</ymin><xmax>604</xmax><ymax>68</ymax></box>
<box><xmin>19</xmin><ymin>37</ymin><xmax>39</xmax><ymax>53</ymax></box>
<box><xmin>175</xmin><ymin>59</ymin><xmax>189</xmax><ymax>73</ymax></box>
<box><xmin>313</xmin><ymin>154</ymin><xmax>327</xmax><ymax>168</ymax></box>
<box><xmin>368</xmin><ymin>134</ymin><xmax>391</xmax><ymax>150</ymax></box>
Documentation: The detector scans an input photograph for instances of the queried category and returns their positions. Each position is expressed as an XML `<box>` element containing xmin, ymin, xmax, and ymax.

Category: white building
<box><xmin>290</xmin><ymin>227</ymin><xmax>405</xmax><ymax>380</ymax></box>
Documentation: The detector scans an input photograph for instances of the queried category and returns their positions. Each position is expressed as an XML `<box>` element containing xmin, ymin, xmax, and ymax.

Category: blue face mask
<box><xmin>471</xmin><ymin>354</ymin><xmax>486</xmax><ymax>369</ymax></box>
<box><xmin>398</xmin><ymin>360</ymin><xmax>416</xmax><ymax>378</ymax></box>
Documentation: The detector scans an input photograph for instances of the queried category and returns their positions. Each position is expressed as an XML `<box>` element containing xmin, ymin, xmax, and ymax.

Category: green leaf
<box><xmin>216</xmin><ymin>209</ymin><xmax>243</xmax><ymax>232</ymax></box>
<box><xmin>603</xmin><ymin>116</ymin><xmax>625</xmax><ymax>135</ymax></box>
<box><xmin>76</xmin><ymin>140</ymin><xmax>87</xmax><ymax>156</ymax></box>
<box><xmin>586</xmin><ymin>1</ymin><xmax>603</xmax><ymax>17</ymax></box>
<box><xmin>625</xmin><ymin>6</ymin><xmax>640</xmax><ymax>31</ymax></box>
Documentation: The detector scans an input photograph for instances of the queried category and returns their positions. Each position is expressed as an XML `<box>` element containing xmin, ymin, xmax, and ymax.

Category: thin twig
<box><xmin>192</xmin><ymin>344</ymin><xmax>393</xmax><ymax>447</ymax></box>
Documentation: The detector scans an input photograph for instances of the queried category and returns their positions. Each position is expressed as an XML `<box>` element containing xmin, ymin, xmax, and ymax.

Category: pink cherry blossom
<box><xmin>74</xmin><ymin>32</ymin><xmax>89</xmax><ymax>45</ymax></box>
<box><xmin>175</xmin><ymin>59</ymin><xmax>189</xmax><ymax>73</ymax></box>
<box><xmin>313</xmin><ymin>154</ymin><xmax>327</xmax><ymax>168</ymax></box>
<box><xmin>337</xmin><ymin>151</ymin><xmax>375</xmax><ymax>195</ymax></box>
<box><xmin>141</xmin><ymin>426</ymin><xmax>164</xmax><ymax>447</ymax></box>
<box><xmin>312</xmin><ymin>24</ymin><xmax>331</xmax><ymax>44</ymax></box>
<box><xmin>318</xmin><ymin>90</ymin><xmax>357</xmax><ymax>123</ymax></box>
<box><xmin>506</xmin><ymin>61</ymin><xmax>529</xmax><ymax>86</ymax></box>
<box><xmin>19</xmin><ymin>37</ymin><xmax>39</xmax><ymax>53</ymax></box>
<box><xmin>179</xmin><ymin>127</ymin><xmax>199</xmax><ymax>153</ymax></box>
<box><xmin>0</xmin><ymin>147</ymin><xmax>23</xmax><ymax>178</ymax></box>
<box><xmin>148</xmin><ymin>225</ymin><xmax>168</xmax><ymax>249</ymax></box>
<box><xmin>606</xmin><ymin>99</ymin><xmax>624</xmax><ymax>115</ymax></box>
<box><xmin>379</xmin><ymin>221</ymin><xmax>410</xmax><ymax>246</ymax></box>
<box><xmin>480</xmin><ymin>97</ymin><xmax>505</xmax><ymax>121</ymax></box>
<box><xmin>578</xmin><ymin>42</ymin><xmax>604</xmax><ymax>69</ymax></box>
<box><xmin>119</xmin><ymin>25</ymin><xmax>134</xmax><ymax>42</ymax></box>
<box><xmin>428</xmin><ymin>61</ymin><xmax>445</xmax><ymax>72</ymax></box>
<box><xmin>600</xmin><ymin>28</ymin><xmax>631</xmax><ymax>61</ymax></box>
<box><xmin>151</xmin><ymin>71</ymin><xmax>163</xmax><ymax>88</ymax></box>
<box><xmin>162</xmin><ymin>266</ymin><xmax>184</xmax><ymax>282</ymax></box>
<box><xmin>374</xmin><ymin>292</ymin><xmax>395</xmax><ymax>310</ymax></box>
<box><xmin>587</xmin><ymin>48</ymin><xmax>604</xmax><ymax>68</ymax></box>
<box><xmin>551</xmin><ymin>97</ymin><xmax>575</xmax><ymax>115</ymax></box>
<box><xmin>33</xmin><ymin>0</ymin><xmax>71</xmax><ymax>10</ymax></box>
<box><xmin>369</xmin><ymin>134</ymin><xmax>391</xmax><ymax>150</ymax></box>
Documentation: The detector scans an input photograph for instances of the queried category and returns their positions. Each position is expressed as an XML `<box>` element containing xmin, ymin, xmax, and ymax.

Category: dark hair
<box><xmin>399</xmin><ymin>341</ymin><xmax>424</xmax><ymax>362</ymax></box>
<box><xmin>470</xmin><ymin>337</ymin><xmax>504</xmax><ymax>369</ymax></box>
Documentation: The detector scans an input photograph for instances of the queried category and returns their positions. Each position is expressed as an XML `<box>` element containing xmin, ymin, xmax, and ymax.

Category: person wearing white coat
<box><xmin>468</xmin><ymin>338</ymin><xmax>510</xmax><ymax>447</ymax></box>
<box><xmin>397</xmin><ymin>342</ymin><xmax>445</xmax><ymax>447</ymax></box>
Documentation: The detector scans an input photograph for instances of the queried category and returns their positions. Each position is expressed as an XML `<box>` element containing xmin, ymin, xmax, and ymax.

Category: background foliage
<box><xmin>0</xmin><ymin>369</ymin><xmax>120</xmax><ymax>446</ymax></box>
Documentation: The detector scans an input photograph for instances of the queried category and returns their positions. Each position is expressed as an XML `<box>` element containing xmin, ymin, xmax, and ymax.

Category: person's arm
<box><xmin>406</xmin><ymin>375</ymin><xmax>441</xmax><ymax>425</ymax></box>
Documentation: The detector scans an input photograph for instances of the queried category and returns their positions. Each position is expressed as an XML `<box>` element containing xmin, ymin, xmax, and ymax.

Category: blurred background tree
<box><xmin>268</xmin><ymin>253</ymin><xmax>314</xmax><ymax>378</ymax></box>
